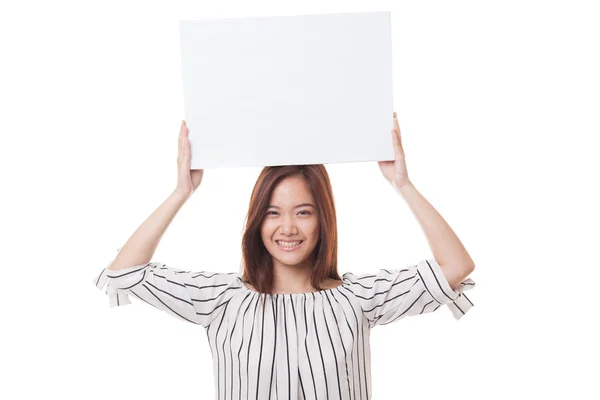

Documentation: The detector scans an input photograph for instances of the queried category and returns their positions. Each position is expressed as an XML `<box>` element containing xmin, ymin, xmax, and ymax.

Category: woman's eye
<box><xmin>266</xmin><ymin>211</ymin><xmax>311</xmax><ymax>216</ymax></box>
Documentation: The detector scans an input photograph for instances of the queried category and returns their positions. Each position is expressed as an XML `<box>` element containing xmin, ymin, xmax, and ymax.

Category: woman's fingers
<box><xmin>393</xmin><ymin>112</ymin><xmax>400</xmax><ymax>133</ymax></box>
<box><xmin>392</xmin><ymin>112</ymin><xmax>404</xmax><ymax>154</ymax></box>
<box><xmin>178</xmin><ymin>121</ymin><xmax>184</xmax><ymax>156</ymax></box>
<box><xmin>179</xmin><ymin>120</ymin><xmax>189</xmax><ymax>161</ymax></box>
<box><xmin>391</xmin><ymin>129</ymin><xmax>401</xmax><ymax>153</ymax></box>
<box><xmin>183</xmin><ymin>124</ymin><xmax>189</xmax><ymax>156</ymax></box>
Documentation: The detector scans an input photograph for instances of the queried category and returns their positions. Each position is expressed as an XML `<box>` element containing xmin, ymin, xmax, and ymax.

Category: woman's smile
<box><xmin>276</xmin><ymin>240</ymin><xmax>304</xmax><ymax>251</ymax></box>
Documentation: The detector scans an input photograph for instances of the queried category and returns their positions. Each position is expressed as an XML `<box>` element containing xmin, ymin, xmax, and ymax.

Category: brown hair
<box><xmin>240</xmin><ymin>164</ymin><xmax>340</xmax><ymax>300</ymax></box>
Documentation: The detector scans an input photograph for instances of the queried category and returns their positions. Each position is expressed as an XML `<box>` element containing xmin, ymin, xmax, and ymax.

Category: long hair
<box><xmin>241</xmin><ymin>164</ymin><xmax>339</xmax><ymax>301</ymax></box>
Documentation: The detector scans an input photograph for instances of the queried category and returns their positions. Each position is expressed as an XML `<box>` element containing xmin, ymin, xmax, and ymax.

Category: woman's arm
<box><xmin>396</xmin><ymin>182</ymin><xmax>475</xmax><ymax>288</ymax></box>
<box><xmin>378</xmin><ymin>113</ymin><xmax>474</xmax><ymax>289</ymax></box>
<box><xmin>108</xmin><ymin>190</ymin><xmax>188</xmax><ymax>271</ymax></box>
<box><xmin>108</xmin><ymin>121</ymin><xmax>203</xmax><ymax>271</ymax></box>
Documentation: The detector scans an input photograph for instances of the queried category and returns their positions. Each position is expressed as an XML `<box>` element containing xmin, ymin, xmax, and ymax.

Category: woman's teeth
<box><xmin>276</xmin><ymin>240</ymin><xmax>303</xmax><ymax>250</ymax></box>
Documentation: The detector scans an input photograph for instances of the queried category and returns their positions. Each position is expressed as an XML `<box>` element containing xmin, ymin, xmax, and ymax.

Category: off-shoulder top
<box><xmin>93</xmin><ymin>256</ymin><xmax>475</xmax><ymax>400</ymax></box>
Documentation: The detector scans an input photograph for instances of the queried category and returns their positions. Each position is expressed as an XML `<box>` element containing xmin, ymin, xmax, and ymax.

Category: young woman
<box><xmin>93</xmin><ymin>114</ymin><xmax>476</xmax><ymax>400</ymax></box>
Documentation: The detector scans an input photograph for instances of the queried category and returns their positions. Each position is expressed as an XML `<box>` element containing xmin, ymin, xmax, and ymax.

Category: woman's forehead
<box><xmin>271</xmin><ymin>177</ymin><xmax>312</xmax><ymax>198</ymax></box>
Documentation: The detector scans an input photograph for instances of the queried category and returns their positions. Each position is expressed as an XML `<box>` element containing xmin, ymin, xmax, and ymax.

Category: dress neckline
<box><xmin>237</xmin><ymin>273</ymin><xmax>347</xmax><ymax>298</ymax></box>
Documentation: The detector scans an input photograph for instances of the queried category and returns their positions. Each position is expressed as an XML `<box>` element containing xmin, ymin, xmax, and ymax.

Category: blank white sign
<box><xmin>179</xmin><ymin>11</ymin><xmax>394</xmax><ymax>169</ymax></box>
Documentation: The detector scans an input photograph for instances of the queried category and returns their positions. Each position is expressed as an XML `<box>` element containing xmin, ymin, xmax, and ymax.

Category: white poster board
<box><xmin>179</xmin><ymin>11</ymin><xmax>394</xmax><ymax>169</ymax></box>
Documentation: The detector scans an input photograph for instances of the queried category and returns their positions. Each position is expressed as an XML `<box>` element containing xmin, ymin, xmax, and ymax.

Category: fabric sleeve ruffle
<box><xmin>344</xmin><ymin>258</ymin><xmax>475</xmax><ymax>327</ymax></box>
<box><xmin>92</xmin><ymin>251</ymin><xmax>241</xmax><ymax>327</ymax></box>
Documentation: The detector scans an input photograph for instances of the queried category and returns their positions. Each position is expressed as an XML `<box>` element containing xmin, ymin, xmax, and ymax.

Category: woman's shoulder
<box><xmin>321</xmin><ymin>277</ymin><xmax>344</xmax><ymax>290</ymax></box>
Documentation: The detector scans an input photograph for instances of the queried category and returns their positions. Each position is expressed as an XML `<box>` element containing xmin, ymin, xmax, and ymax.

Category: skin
<box><xmin>377</xmin><ymin>112</ymin><xmax>475</xmax><ymax>287</ymax></box>
<box><xmin>377</xmin><ymin>112</ymin><xmax>410</xmax><ymax>190</ymax></box>
<box><xmin>259</xmin><ymin>175</ymin><xmax>341</xmax><ymax>294</ymax></box>
<box><xmin>176</xmin><ymin>120</ymin><xmax>204</xmax><ymax>200</ymax></box>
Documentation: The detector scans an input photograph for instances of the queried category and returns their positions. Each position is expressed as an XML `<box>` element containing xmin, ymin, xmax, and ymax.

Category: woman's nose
<box><xmin>281</xmin><ymin>216</ymin><xmax>297</xmax><ymax>234</ymax></box>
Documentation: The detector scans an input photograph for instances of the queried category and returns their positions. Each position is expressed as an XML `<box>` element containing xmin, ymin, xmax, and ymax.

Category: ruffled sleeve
<box><xmin>92</xmin><ymin>254</ymin><xmax>241</xmax><ymax>328</ymax></box>
<box><xmin>344</xmin><ymin>258</ymin><xmax>475</xmax><ymax>328</ymax></box>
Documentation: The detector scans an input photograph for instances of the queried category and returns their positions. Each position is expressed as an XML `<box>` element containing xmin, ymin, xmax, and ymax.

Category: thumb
<box><xmin>391</xmin><ymin>129</ymin><xmax>403</xmax><ymax>154</ymax></box>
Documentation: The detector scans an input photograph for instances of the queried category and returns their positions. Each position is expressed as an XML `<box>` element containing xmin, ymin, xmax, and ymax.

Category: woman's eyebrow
<box><xmin>268</xmin><ymin>203</ymin><xmax>315</xmax><ymax>209</ymax></box>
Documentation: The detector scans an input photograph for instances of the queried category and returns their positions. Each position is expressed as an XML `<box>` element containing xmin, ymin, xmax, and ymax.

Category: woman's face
<box><xmin>260</xmin><ymin>175</ymin><xmax>320</xmax><ymax>270</ymax></box>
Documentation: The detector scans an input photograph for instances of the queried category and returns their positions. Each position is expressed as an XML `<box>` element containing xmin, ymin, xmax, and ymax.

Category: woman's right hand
<box><xmin>175</xmin><ymin>120</ymin><xmax>204</xmax><ymax>199</ymax></box>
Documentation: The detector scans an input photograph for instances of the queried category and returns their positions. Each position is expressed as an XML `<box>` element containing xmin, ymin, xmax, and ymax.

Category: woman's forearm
<box><xmin>108</xmin><ymin>190</ymin><xmax>189</xmax><ymax>271</ymax></box>
<box><xmin>396</xmin><ymin>182</ymin><xmax>475</xmax><ymax>271</ymax></box>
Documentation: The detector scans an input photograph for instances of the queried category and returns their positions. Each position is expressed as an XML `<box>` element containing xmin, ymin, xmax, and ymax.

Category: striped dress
<box><xmin>93</xmin><ymin>256</ymin><xmax>475</xmax><ymax>400</ymax></box>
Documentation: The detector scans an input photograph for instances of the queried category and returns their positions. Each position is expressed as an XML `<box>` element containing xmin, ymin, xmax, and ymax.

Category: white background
<box><xmin>1</xmin><ymin>0</ymin><xmax>598</xmax><ymax>399</ymax></box>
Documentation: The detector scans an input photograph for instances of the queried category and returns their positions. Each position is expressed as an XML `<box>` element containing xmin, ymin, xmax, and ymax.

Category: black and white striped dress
<box><xmin>93</xmin><ymin>257</ymin><xmax>475</xmax><ymax>400</ymax></box>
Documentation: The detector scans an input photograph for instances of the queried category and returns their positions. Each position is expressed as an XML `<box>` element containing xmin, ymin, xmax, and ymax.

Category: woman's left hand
<box><xmin>378</xmin><ymin>112</ymin><xmax>411</xmax><ymax>191</ymax></box>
